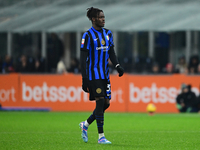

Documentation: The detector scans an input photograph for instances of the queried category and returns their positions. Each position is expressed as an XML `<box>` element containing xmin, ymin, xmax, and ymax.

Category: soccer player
<box><xmin>79</xmin><ymin>7</ymin><xmax>124</xmax><ymax>144</ymax></box>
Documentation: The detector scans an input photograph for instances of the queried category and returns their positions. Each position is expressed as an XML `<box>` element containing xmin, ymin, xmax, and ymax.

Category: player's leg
<box><xmin>79</xmin><ymin>83</ymin><xmax>96</xmax><ymax>143</ymax></box>
<box><xmin>96</xmin><ymin>97</ymin><xmax>111</xmax><ymax>144</ymax></box>
<box><xmin>97</xmin><ymin>80</ymin><xmax>112</xmax><ymax>144</ymax></box>
<box><xmin>96</xmin><ymin>80</ymin><xmax>111</xmax><ymax>144</ymax></box>
<box><xmin>95</xmin><ymin>96</ymin><xmax>105</xmax><ymax>137</ymax></box>
<box><xmin>83</xmin><ymin>79</ymin><xmax>110</xmax><ymax>126</ymax></box>
<box><xmin>80</xmin><ymin>79</ymin><xmax>111</xmax><ymax>144</ymax></box>
<box><xmin>86</xmin><ymin>80</ymin><xmax>111</xmax><ymax>126</ymax></box>
<box><xmin>84</xmin><ymin>98</ymin><xmax>110</xmax><ymax>126</ymax></box>
<box><xmin>81</xmin><ymin>91</ymin><xmax>95</xmax><ymax>130</ymax></box>
<box><xmin>80</xmin><ymin>97</ymin><xmax>108</xmax><ymax>143</ymax></box>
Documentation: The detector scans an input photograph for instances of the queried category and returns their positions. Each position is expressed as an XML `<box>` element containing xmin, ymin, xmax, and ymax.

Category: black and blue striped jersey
<box><xmin>81</xmin><ymin>26</ymin><xmax>114</xmax><ymax>81</ymax></box>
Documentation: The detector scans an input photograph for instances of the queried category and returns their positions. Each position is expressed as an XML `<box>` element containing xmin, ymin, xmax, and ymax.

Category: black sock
<box><xmin>87</xmin><ymin>109</ymin><xmax>95</xmax><ymax>124</ymax></box>
<box><xmin>95</xmin><ymin>98</ymin><xmax>105</xmax><ymax>134</ymax></box>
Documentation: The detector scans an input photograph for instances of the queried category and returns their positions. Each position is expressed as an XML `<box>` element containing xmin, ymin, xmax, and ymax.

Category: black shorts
<box><xmin>88</xmin><ymin>79</ymin><xmax>111</xmax><ymax>101</ymax></box>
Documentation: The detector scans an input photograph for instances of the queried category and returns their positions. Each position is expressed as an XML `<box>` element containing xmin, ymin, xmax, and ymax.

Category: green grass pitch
<box><xmin>0</xmin><ymin>112</ymin><xmax>200</xmax><ymax>150</ymax></box>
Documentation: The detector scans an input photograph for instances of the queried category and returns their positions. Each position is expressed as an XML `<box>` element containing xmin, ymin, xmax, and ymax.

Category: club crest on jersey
<box><xmin>101</xmin><ymin>39</ymin><xmax>105</xmax><ymax>45</ymax></box>
<box><xmin>81</xmin><ymin>39</ymin><xmax>85</xmax><ymax>45</ymax></box>
<box><xmin>106</xmin><ymin>35</ymin><xmax>109</xmax><ymax>40</ymax></box>
<box><xmin>96</xmin><ymin>88</ymin><xmax>102</xmax><ymax>94</ymax></box>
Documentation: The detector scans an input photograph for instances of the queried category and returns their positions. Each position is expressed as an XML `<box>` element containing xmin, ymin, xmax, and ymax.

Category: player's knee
<box><xmin>104</xmin><ymin>99</ymin><xmax>110</xmax><ymax>111</ymax></box>
<box><xmin>95</xmin><ymin>98</ymin><xmax>105</xmax><ymax>115</ymax></box>
<box><xmin>103</xmin><ymin>103</ymin><xmax>110</xmax><ymax>112</ymax></box>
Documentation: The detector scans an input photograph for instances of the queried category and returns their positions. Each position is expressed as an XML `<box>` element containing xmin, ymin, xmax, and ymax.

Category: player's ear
<box><xmin>92</xmin><ymin>17</ymin><xmax>96</xmax><ymax>23</ymax></box>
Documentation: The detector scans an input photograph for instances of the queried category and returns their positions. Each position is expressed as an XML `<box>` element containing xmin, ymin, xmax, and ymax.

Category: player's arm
<box><xmin>108</xmin><ymin>31</ymin><xmax>124</xmax><ymax>77</ymax></box>
<box><xmin>80</xmin><ymin>50</ymin><xmax>88</xmax><ymax>79</ymax></box>
<box><xmin>109</xmin><ymin>46</ymin><xmax>124</xmax><ymax>77</ymax></box>
<box><xmin>80</xmin><ymin>33</ymin><xmax>90</xmax><ymax>92</ymax></box>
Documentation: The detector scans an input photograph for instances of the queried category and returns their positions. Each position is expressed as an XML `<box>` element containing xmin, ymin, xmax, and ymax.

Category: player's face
<box><xmin>95</xmin><ymin>12</ymin><xmax>105</xmax><ymax>28</ymax></box>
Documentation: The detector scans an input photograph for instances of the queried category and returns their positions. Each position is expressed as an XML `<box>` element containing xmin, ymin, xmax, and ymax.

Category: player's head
<box><xmin>87</xmin><ymin>7</ymin><xmax>105</xmax><ymax>28</ymax></box>
<box><xmin>181</xmin><ymin>83</ymin><xmax>188</xmax><ymax>93</ymax></box>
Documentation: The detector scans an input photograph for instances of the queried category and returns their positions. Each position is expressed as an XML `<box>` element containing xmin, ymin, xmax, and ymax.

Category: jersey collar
<box><xmin>91</xmin><ymin>26</ymin><xmax>103</xmax><ymax>33</ymax></box>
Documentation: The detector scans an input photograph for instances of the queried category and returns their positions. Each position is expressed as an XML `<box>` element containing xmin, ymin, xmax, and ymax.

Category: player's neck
<box><xmin>92</xmin><ymin>25</ymin><xmax>102</xmax><ymax>31</ymax></box>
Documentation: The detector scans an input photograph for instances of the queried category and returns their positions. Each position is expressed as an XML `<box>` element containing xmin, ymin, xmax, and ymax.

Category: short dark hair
<box><xmin>86</xmin><ymin>7</ymin><xmax>103</xmax><ymax>22</ymax></box>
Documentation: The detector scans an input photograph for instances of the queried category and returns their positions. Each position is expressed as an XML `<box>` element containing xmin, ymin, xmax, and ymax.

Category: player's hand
<box><xmin>116</xmin><ymin>65</ymin><xmax>124</xmax><ymax>77</ymax></box>
<box><xmin>82</xmin><ymin>78</ymin><xmax>89</xmax><ymax>93</ymax></box>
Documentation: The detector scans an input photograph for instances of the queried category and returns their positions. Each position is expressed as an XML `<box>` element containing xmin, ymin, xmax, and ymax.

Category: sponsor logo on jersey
<box><xmin>96</xmin><ymin>46</ymin><xmax>108</xmax><ymax>51</ymax></box>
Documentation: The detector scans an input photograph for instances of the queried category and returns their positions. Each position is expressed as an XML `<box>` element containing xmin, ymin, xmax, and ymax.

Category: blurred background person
<box><xmin>34</xmin><ymin>58</ymin><xmax>45</xmax><ymax>73</ymax></box>
<box><xmin>188</xmin><ymin>67</ymin><xmax>196</xmax><ymax>75</ymax></box>
<box><xmin>151</xmin><ymin>62</ymin><xmax>160</xmax><ymax>74</ymax></box>
<box><xmin>175</xmin><ymin>56</ymin><xmax>187</xmax><ymax>74</ymax></box>
<box><xmin>2</xmin><ymin>55</ymin><xmax>15</xmax><ymax>73</ymax></box>
<box><xmin>47</xmin><ymin>33</ymin><xmax>64</xmax><ymax>73</ymax></box>
<box><xmin>187</xmin><ymin>85</ymin><xmax>199</xmax><ymax>112</ymax></box>
<box><xmin>57</xmin><ymin>57</ymin><xmax>67</xmax><ymax>74</ymax></box>
<box><xmin>163</xmin><ymin>63</ymin><xmax>174</xmax><ymax>74</ymax></box>
<box><xmin>67</xmin><ymin>57</ymin><xmax>80</xmax><ymax>74</ymax></box>
<box><xmin>176</xmin><ymin>84</ymin><xmax>197</xmax><ymax>113</ymax></box>
<box><xmin>176</xmin><ymin>84</ymin><xmax>189</xmax><ymax>112</ymax></box>
<box><xmin>16</xmin><ymin>55</ymin><xmax>30</xmax><ymax>73</ymax></box>
<box><xmin>188</xmin><ymin>55</ymin><xmax>199</xmax><ymax>74</ymax></box>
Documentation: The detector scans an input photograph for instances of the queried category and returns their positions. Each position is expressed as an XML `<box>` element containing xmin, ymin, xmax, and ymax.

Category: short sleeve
<box><xmin>81</xmin><ymin>32</ymin><xmax>90</xmax><ymax>51</ymax></box>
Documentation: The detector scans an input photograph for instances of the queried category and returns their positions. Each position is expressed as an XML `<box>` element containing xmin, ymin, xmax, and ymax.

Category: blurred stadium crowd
<box><xmin>0</xmin><ymin>34</ymin><xmax>81</xmax><ymax>74</ymax></box>
<box><xmin>0</xmin><ymin>48</ymin><xmax>200</xmax><ymax>75</ymax></box>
